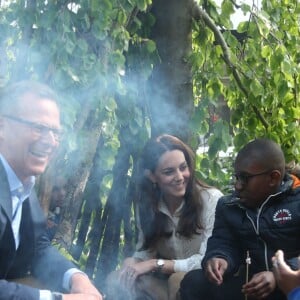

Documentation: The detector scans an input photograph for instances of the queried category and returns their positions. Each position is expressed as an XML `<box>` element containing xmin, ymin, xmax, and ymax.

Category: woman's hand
<box><xmin>119</xmin><ymin>259</ymin><xmax>156</xmax><ymax>287</ymax></box>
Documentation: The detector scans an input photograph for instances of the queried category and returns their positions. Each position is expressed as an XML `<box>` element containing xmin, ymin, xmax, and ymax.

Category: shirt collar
<box><xmin>0</xmin><ymin>154</ymin><xmax>35</xmax><ymax>199</ymax></box>
<box><xmin>158</xmin><ymin>197</ymin><xmax>185</xmax><ymax>218</ymax></box>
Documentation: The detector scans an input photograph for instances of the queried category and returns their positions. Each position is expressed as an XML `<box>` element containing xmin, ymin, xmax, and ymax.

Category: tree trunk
<box><xmin>52</xmin><ymin>112</ymin><xmax>104</xmax><ymax>249</ymax></box>
<box><xmin>94</xmin><ymin>125</ymin><xmax>133</xmax><ymax>286</ymax></box>
<box><xmin>71</xmin><ymin>134</ymin><xmax>106</xmax><ymax>261</ymax></box>
<box><xmin>147</xmin><ymin>0</ymin><xmax>194</xmax><ymax>141</ymax></box>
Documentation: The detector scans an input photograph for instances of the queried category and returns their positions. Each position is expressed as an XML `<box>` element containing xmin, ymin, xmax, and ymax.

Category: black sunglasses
<box><xmin>233</xmin><ymin>170</ymin><xmax>271</xmax><ymax>185</ymax></box>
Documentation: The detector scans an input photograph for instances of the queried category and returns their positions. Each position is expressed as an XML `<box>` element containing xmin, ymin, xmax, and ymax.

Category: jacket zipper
<box><xmin>244</xmin><ymin>190</ymin><xmax>283</xmax><ymax>271</ymax></box>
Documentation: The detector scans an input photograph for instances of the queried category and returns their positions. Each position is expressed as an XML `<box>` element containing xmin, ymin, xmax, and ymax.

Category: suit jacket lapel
<box><xmin>27</xmin><ymin>191</ymin><xmax>47</xmax><ymax>244</ymax></box>
<box><xmin>0</xmin><ymin>160</ymin><xmax>46</xmax><ymax>248</ymax></box>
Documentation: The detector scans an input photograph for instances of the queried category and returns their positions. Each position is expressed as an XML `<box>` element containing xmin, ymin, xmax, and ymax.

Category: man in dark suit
<box><xmin>0</xmin><ymin>81</ymin><xmax>103</xmax><ymax>300</ymax></box>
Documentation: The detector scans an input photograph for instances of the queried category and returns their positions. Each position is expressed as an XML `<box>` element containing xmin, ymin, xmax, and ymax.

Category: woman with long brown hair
<box><xmin>105</xmin><ymin>134</ymin><xmax>223</xmax><ymax>300</ymax></box>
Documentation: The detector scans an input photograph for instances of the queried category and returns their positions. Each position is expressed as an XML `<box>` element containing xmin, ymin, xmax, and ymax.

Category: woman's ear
<box><xmin>144</xmin><ymin>169</ymin><xmax>156</xmax><ymax>183</ymax></box>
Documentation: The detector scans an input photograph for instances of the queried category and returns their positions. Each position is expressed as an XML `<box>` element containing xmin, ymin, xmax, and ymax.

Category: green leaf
<box><xmin>249</xmin><ymin>79</ymin><xmax>264</xmax><ymax>97</ymax></box>
<box><xmin>145</xmin><ymin>39</ymin><xmax>156</xmax><ymax>53</ymax></box>
<box><xmin>200</xmin><ymin>157</ymin><xmax>210</xmax><ymax>169</ymax></box>
<box><xmin>237</xmin><ymin>21</ymin><xmax>249</xmax><ymax>33</ymax></box>
<box><xmin>136</xmin><ymin>0</ymin><xmax>147</xmax><ymax>11</ymax></box>
<box><xmin>261</xmin><ymin>45</ymin><xmax>271</xmax><ymax>58</ymax></box>
<box><xmin>117</xmin><ymin>10</ymin><xmax>127</xmax><ymax>25</ymax></box>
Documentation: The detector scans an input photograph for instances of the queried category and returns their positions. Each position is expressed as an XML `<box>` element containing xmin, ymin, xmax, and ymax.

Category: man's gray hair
<box><xmin>0</xmin><ymin>80</ymin><xmax>59</xmax><ymax>114</ymax></box>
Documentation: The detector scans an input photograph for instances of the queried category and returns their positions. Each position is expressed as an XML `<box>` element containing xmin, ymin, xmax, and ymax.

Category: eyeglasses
<box><xmin>233</xmin><ymin>170</ymin><xmax>271</xmax><ymax>185</ymax></box>
<box><xmin>3</xmin><ymin>115</ymin><xmax>62</xmax><ymax>142</ymax></box>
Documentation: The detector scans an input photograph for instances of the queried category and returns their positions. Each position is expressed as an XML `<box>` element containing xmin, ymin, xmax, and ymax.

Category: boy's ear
<box><xmin>269</xmin><ymin>170</ymin><xmax>282</xmax><ymax>186</ymax></box>
<box><xmin>144</xmin><ymin>169</ymin><xmax>156</xmax><ymax>183</ymax></box>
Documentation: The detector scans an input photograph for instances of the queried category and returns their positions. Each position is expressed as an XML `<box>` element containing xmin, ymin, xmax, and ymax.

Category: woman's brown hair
<box><xmin>136</xmin><ymin>134</ymin><xmax>210</xmax><ymax>251</ymax></box>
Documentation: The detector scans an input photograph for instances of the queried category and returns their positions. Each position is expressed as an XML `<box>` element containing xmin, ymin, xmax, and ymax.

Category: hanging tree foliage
<box><xmin>0</xmin><ymin>0</ymin><xmax>299</xmax><ymax>288</ymax></box>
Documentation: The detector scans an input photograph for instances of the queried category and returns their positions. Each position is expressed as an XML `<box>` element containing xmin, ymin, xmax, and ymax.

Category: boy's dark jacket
<box><xmin>0</xmin><ymin>161</ymin><xmax>74</xmax><ymax>300</ymax></box>
<box><xmin>202</xmin><ymin>174</ymin><xmax>300</xmax><ymax>275</ymax></box>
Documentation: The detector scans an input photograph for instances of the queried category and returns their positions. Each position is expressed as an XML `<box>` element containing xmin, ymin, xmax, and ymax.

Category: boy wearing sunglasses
<box><xmin>180</xmin><ymin>138</ymin><xmax>300</xmax><ymax>300</ymax></box>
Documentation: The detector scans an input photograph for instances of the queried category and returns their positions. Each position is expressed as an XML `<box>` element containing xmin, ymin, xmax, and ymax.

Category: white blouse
<box><xmin>133</xmin><ymin>186</ymin><xmax>223</xmax><ymax>272</ymax></box>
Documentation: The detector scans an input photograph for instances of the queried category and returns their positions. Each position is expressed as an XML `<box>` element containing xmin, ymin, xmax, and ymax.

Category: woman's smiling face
<box><xmin>151</xmin><ymin>149</ymin><xmax>191</xmax><ymax>201</ymax></box>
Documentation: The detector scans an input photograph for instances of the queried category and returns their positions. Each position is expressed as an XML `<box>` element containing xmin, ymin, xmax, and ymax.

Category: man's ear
<box><xmin>144</xmin><ymin>169</ymin><xmax>156</xmax><ymax>183</ymax></box>
<box><xmin>269</xmin><ymin>170</ymin><xmax>282</xmax><ymax>186</ymax></box>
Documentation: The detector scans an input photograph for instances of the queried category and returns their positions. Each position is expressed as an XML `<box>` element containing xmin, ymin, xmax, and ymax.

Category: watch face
<box><xmin>157</xmin><ymin>259</ymin><xmax>164</xmax><ymax>266</ymax></box>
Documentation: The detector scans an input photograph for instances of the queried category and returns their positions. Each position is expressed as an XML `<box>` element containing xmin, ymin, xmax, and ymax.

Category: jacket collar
<box><xmin>0</xmin><ymin>155</ymin><xmax>35</xmax><ymax>200</ymax></box>
<box><xmin>290</xmin><ymin>174</ymin><xmax>300</xmax><ymax>189</ymax></box>
<box><xmin>0</xmin><ymin>156</ymin><xmax>35</xmax><ymax>222</ymax></box>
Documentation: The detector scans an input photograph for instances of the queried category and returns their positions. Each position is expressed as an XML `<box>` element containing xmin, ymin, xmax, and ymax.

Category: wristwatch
<box><xmin>52</xmin><ymin>292</ymin><xmax>63</xmax><ymax>300</ymax></box>
<box><xmin>156</xmin><ymin>259</ymin><xmax>165</xmax><ymax>272</ymax></box>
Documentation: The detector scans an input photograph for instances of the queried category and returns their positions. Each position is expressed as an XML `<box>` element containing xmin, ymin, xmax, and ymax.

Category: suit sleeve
<box><xmin>32</xmin><ymin>231</ymin><xmax>76</xmax><ymax>291</ymax></box>
<box><xmin>0</xmin><ymin>280</ymin><xmax>39</xmax><ymax>300</ymax></box>
<box><xmin>27</xmin><ymin>192</ymin><xmax>76</xmax><ymax>291</ymax></box>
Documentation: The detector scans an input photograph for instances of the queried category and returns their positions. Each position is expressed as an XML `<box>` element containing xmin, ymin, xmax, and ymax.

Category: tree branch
<box><xmin>191</xmin><ymin>1</ymin><xmax>269</xmax><ymax>129</ymax></box>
